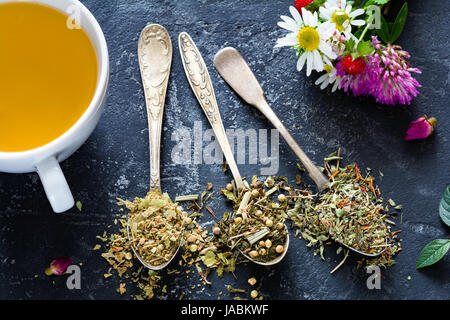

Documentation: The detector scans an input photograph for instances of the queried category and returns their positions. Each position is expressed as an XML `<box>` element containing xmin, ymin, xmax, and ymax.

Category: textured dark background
<box><xmin>0</xmin><ymin>0</ymin><xmax>449</xmax><ymax>300</ymax></box>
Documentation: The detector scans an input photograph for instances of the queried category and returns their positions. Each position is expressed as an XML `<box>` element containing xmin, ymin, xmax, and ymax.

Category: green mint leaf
<box><xmin>439</xmin><ymin>186</ymin><xmax>450</xmax><ymax>227</ymax></box>
<box><xmin>357</xmin><ymin>40</ymin><xmax>374</xmax><ymax>56</ymax></box>
<box><xmin>416</xmin><ymin>239</ymin><xmax>450</xmax><ymax>269</ymax></box>
<box><xmin>390</xmin><ymin>2</ymin><xmax>408</xmax><ymax>43</ymax></box>
<box><xmin>376</xmin><ymin>14</ymin><xmax>391</xmax><ymax>44</ymax></box>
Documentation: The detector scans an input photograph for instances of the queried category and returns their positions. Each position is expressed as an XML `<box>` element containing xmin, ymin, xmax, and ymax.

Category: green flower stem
<box><xmin>358</xmin><ymin>14</ymin><xmax>373</xmax><ymax>43</ymax></box>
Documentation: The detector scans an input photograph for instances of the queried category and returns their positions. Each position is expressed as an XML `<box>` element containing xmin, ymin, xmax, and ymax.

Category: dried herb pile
<box><xmin>97</xmin><ymin>185</ymin><xmax>252</xmax><ymax>299</ymax></box>
<box><xmin>219</xmin><ymin>176</ymin><xmax>289</xmax><ymax>263</ymax></box>
<box><xmin>119</xmin><ymin>191</ymin><xmax>185</xmax><ymax>267</ymax></box>
<box><xmin>99</xmin><ymin>218</ymin><xmax>161</xmax><ymax>299</ymax></box>
<box><xmin>288</xmin><ymin>153</ymin><xmax>402</xmax><ymax>268</ymax></box>
<box><xmin>96</xmin><ymin>152</ymin><xmax>403</xmax><ymax>299</ymax></box>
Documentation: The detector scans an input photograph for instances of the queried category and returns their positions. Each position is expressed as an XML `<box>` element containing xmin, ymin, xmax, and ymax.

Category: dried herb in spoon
<box><xmin>288</xmin><ymin>153</ymin><xmax>402</xmax><ymax>268</ymax></box>
<box><xmin>118</xmin><ymin>191</ymin><xmax>187</xmax><ymax>267</ymax></box>
<box><xmin>219</xmin><ymin>176</ymin><xmax>289</xmax><ymax>263</ymax></box>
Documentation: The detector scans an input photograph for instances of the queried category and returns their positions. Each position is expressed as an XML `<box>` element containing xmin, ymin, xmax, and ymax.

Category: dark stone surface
<box><xmin>0</xmin><ymin>0</ymin><xmax>449</xmax><ymax>300</ymax></box>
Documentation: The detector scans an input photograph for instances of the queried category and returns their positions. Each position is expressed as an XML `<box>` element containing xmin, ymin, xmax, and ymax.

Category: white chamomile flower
<box><xmin>275</xmin><ymin>6</ymin><xmax>337</xmax><ymax>76</ymax></box>
<box><xmin>315</xmin><ymin>64</ymin><xmax>341</xmax><ymax>92</ymax></box>
<box><xmin>319</xmin><ymin>0</ymin><xmax>365</xmax><ymax>40</ymax></box>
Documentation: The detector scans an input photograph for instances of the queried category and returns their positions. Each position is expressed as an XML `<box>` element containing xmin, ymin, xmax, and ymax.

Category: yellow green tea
<box><xmin>0</xmin><ymin>2</ymin><xmax>98</xmax><ymax>152</ymax></box>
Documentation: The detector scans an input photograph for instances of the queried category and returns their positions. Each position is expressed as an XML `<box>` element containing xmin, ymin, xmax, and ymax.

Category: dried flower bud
<box><xmin>45</xmin><ymin>257</ymin><xmax>72</xmax><ymax>276</ymax></box>
<box><xmin>212</xmin><ymin>227</ymin><xmax>221</xmax><ymax>236</ymax></box>
<box><xmin>189</xmin><ymin>244</ymin><xmax>198</xmax><ymax>252</ymax></box>
<box><xmin>187</xmin><ymin>234</ymin><xmax>197</xmax><ymax>243</ymax></box>
<box><xmin>275</xmin><ymin>245</ymin><xmax>284</xmax><ymax>254</ymax></box>
<box><xmin>265</xmin><ymin>177</ymin><xmax>275</xmax><ymax>188</ymax></box>
<box><xmin>226</xmin><ymin>183</ymin><xmax>233</xmax><ymax>191</ymax></box>
<box><xmin>251</xmin><ymin>189</ymin><xmax>260</xmax><ymax>197</ymax></box>
<box><xmin>278</xmin><ymin>194</ymin><xmax>287</xmax><ymax>202</ymax></box>
<box><xmin>265</xmin><ymin>239</ymin><xmax>272</xmax><ymax>248</ymax></box>
<box><xmin>248</xmin><ymin>277</ymin><xmax>257</xmax><ymax>286</ymax></box>
<box><xmin>250</xmin><ymin>290</ymin><xmax>258</xmax><ymax>299</ymax></box>
<box><xmin>265</xmin><ymin>219</ymin><xmax>273</xmax><ymax>227</ymax></box>
<box><xmin>249</xmin><ymin>250</ymin><xmax>259</xmax><ymax>258</ymax></box>
<box><xmin>405</xmin><ymin>116</ymin><xmax>437</xmax><ymax>141</ymax></box>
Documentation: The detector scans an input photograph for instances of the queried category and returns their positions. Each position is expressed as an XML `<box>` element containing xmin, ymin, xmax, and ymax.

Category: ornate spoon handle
<box><xmin>138</xmin><ymin>24</ymin><xmax>172</xmax><ymax>192</ymax></box>
<box><xmin>178</xmin><ymin>32</ymin><xmax>244</xmax><ymax>190</ymax></box>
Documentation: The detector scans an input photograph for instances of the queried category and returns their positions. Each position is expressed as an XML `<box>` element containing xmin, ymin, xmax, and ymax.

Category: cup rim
<box><xmin>0</xmin><ymin>0</ymin><xmax>109</xmax><ymax>160</ymax></box>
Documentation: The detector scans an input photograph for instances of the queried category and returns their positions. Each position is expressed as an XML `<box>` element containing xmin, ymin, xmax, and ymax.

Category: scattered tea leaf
<box><xmin>227</xmin><ymin>285</ymin><xmax>245</xmax><ymax>293</ymax></box>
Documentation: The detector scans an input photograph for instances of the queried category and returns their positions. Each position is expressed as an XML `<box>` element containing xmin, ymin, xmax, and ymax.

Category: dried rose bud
<box><xmin>212</xmin><ymin>227</ymin><xmax>221</xmax><ymax>236</ymax></box>
<box><xmin>405</xmin><ymin>116</ymin><xmax>437</xmax><ymax>141</ymax></box>
<box><xmin>45</xmin><ymin>257</ymin><xmax>72</xmax><ymax>276</ymax></box>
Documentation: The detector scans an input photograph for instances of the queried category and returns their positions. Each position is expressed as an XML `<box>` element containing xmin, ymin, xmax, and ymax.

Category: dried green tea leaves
<box><xmin>219</xmin><ymin>176</ymin><xmax>289</xmax><ymax>263</ymax></box>
<box><xmin>119</xmin><ymin>191</ymin><xmax>187</xmax><ymax>267</ymax></box>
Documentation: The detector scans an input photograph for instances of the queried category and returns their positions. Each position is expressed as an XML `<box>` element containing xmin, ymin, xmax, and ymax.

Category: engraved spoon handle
<box><xmin>138</xmin><ymin>24</ymin><xmax>172</xmax><ymax>192</ymax></box>
<box><xmin>214</xmin><ymin>47</ymin><xmax>329</xmax><ymax>191</ymax></box>
<box><xmin>178</xmin><ymin>32</ymin><xmax>244</xmax><ymax>190</ymax></box>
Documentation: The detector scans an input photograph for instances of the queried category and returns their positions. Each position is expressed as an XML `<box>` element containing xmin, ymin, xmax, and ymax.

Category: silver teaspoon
<box><xmin>178</xmin><ymin>33</ymin><xmax>289</xmax><ymax>266</ymax></box>
<box><xmin>127</xmin><ymin>24</ymin><xmax>183</xmax><ymax>270</ymax></box>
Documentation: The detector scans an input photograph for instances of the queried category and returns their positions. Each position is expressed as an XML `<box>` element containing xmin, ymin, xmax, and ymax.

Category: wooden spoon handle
<box><xmin>256</xmin><ymin>99</ymin><xmax>329</xmax><ymax>191</ymax></box>
<box><xmin>214</xmin><ymin>47</ymin><xmax>329</xmax><ymax>191</ymax></box>
<box><xmin>178</xmin><ymin>33</ymin><xmax>244</xmax><ymax>189</ymax></box>
<box><xmin>138</xmin><ymin>24</ymin><xmax>172</xmax><ymax>192</ymax></box>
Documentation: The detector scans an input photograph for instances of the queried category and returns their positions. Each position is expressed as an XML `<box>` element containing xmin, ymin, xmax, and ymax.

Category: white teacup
<box><xmin>0</xmin><ymin>0</ymin><xmax>109</xmax><ymax>213</ymax></box>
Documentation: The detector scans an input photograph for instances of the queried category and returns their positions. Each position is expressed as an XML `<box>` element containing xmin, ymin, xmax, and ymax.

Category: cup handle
<box><xmin>36</xmin><ymin>156</ymin><xmax>74</xmax><ymax>213</ymax></box>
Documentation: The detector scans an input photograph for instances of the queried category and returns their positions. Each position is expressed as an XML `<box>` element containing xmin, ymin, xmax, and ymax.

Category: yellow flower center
<box><xmin>331</xmin><ymin>10</ymin><xmax>350</xmax><ymax>31</ymax></box>
<box><xmin>297</xmin><ymin>26</ymin><xmax>320</xmax><ymax>52</ymax></box>
<box><xmin>324</xmin><ymin>65</ymin><xmax>333</xmax><ymax>73</ymax></box>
